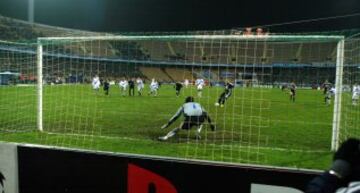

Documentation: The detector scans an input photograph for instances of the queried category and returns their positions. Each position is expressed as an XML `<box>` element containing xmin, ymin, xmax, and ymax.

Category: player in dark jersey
<box><xmin>159</xmin><ymin>96</ymin><xmax>215</xmax><ymax>141</ymax></box>
<box><xmin>215</xmin><ymin>82</ymin><xmax>234</xmax><ymax>107</ymax></box>
<box><xmin>289</xmin><ymin>82</ymin><xmax>296</xmax><ymax>102</ymax></box>
<box><xmin>175</xmin><ymin>82</ymin><xmax>183</xmax><ymax>97</ymax></box>
<box><xmin>103</xmin><ymin>79</ymin><xmax>110</xmax><ymax>95</ymax></box>
<box><xmin>128</xmin><ymin>78</ymin><xmax>135</xmax><ymax>96</ymax></box>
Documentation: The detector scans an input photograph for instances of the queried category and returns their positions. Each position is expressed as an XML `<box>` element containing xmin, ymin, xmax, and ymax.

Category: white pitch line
<box><xmin>45</xmin><ymin>132</ymin><xmax>330</xmax><ymax>153</ymax></box>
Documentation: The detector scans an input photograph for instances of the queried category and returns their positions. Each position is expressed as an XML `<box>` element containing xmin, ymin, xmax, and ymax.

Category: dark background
<box><xmin>18</xmin><ymin>146</ymin><xmax>320</xmax><ymax>193</ymax></box>
<box><xmin>0</xmin><ymin>0</ymin><xmax>359</xmax><ymax>32</ymax></box>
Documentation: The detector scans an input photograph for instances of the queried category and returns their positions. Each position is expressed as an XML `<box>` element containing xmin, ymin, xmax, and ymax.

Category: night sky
<box><xmin>0</xmin><ymin>0</ymin><xmax>359</xmax><ymax>32</ymax></box>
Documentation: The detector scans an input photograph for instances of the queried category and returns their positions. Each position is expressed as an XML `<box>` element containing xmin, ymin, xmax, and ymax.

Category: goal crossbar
<box><xmin>38</xmin><ymin>35</ymin><xmax>344</xmax><ymax>43</ymax></box>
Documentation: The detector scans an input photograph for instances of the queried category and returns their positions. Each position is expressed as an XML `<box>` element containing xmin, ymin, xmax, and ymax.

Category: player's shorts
<box><xmin>93</xmin><ymin>85</ymin><xmax>100</xmax><ymax>90</ymax></box>
<box><xmin>225</xmin><ymin>90</ymin><xmax>232</xmax><ymax>98</ymax></box>
<box><xmin>290</xmin><ymin>90</ymin><xmax>296</xmax><ymax>96</ymax></box>
<box><xmin>325</xmin><ymin>94</ymin><xmax>331</xmax><ymax>100</ymax></box>
<box><xmin>181</xmin><ymin>115</ymin><xmax>205</xmax><ymax>130</ymax></box>
<box><xmin>352</xmin><ymin>93</ymin><xmax>359</xmax><ymax>100</ymax></box>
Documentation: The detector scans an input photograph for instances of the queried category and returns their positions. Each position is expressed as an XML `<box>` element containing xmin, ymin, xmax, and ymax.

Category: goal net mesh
<box><xmin>1</xmin><ymin>32</ymin><xmax>356</xmax><ymax>168</ymax></box>
<box><xmin>341</xmin><ymin>34</ymin><xmax>360</xmax><ymax>143</ymax></box>
<box><xmin>0</xmin><ymin>41</ymin><xmax>37</xmax><ymax>133</ymax></box>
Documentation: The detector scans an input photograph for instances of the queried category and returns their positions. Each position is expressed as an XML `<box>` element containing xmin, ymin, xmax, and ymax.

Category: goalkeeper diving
<box><xmin>158</xmin><ymin>96</ymin><xmax>216</xmax><ymax>141</ymax></box>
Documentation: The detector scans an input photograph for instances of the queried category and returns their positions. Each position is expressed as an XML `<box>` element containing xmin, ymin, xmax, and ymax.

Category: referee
<box><xmin>159</xmin><ymin>96</ymin><xmax>215</xmax><ymax>141</ymax></box>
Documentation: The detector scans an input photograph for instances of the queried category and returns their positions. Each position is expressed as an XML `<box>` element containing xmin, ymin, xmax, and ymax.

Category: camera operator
<box><xmin>306</xmin><ymin>138</ymin><xmax>360</xmax><ymax>193</ymax></box>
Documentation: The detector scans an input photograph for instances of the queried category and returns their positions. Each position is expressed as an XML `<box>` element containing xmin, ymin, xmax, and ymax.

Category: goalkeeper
<box><xmin>158</xmin><ymin>96</ymin><xmax>215</xmax><ymax>141</ymax></box>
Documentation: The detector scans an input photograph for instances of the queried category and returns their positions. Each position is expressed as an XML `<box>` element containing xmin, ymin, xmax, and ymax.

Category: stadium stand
<box><xmin>0</xmin><ymin>15</ymin><xmax>346</xmax><ymax>87</ymax></box>
<box><xmin>139</xmin><ymin>67</ymin><xmax>172</xmax><ymax>82</ymax></box>
<box><xmin>137</xmin><ymin>41</ymin><xmax>172</xmax><ymax>61</ymax></box>
<box><xmin>0</xmin><ymin>16</ymin><xmax>42</xmax><ymax>40</ymax></box>
<box><xmin>165</xmin><ymin>67</ymin><xmax>194</xmax><ymax>81</ymax></box>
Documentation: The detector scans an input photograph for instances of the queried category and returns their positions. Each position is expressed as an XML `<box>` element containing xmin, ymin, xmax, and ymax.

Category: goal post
<box><xmin>331</xmin><ymin>39</ymin><xmax>345</xmax><ymax>151</ymax></box>
<box><xmin>37</xmin><ymin>41</ymin><xmax>43</xmax><ymax>132</ymax></box>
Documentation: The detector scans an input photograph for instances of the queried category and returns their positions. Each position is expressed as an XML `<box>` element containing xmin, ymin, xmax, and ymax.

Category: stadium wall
<box><xmin>0</xmin><ymin>143</ymin><xmax>323</xmax><ymax>193</ymax></box>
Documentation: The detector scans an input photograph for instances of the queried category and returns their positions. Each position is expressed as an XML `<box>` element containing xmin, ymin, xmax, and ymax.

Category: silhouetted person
<box><xmin>128</xmin><ymin>78</ymin><xmax>135</xmax><ymax>96</ymax></box>
<box><xmin>306</xmin><ymin>138</ymin><xmax>360</xmax><ymax>193</ymax></box>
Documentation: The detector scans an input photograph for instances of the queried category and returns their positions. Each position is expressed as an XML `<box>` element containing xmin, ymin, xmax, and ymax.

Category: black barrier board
<box><xmin>17</xmin><ymin>146</ymin><xmax>320</xmax><ymax>193</ymax></box>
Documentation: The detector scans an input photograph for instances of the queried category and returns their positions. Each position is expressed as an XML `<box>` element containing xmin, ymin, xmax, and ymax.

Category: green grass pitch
<box><xmin>2</xmin><ymin>83</ymin><xmax>357</xmax><ymax>170</ymax></box>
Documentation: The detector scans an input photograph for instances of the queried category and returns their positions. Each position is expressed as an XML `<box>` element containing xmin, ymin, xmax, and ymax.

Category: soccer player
<box><xmin>184</xmin><ymin>79</ymin><xmax>190</xmax><ymax>88</ymax></box>
<box><xmin>289</xmin><ymin>82</ymin><xmax>296</xmax><ymax>102</ymax></box>
<box><xmin>325</xmin><ymin>87</ymin><xmax>335</xmax><ymax>105</ymax></box>
<box><xmin>195</xmin><ymin>78</ymin><xmax>205</xmax><ymax>98</ymax></box>
<box><xmin>323</xmin><ymin>80</ymin><xmax>332</xmax><ymax>95</ymax></box>
<box><xmin>92</xmin><ymin>75</ymin><xmax>100</xmax><ymax>93</ymax></box>
<box><xmin>128</xmin><ymin>78</ymin><xmax>135</xmax><ymax>96</ymax></box>
<box><xmin>118</xmin><ymin>78</ymin><xmax>128</xmax><ymax>96</ymax></box>
<box><xmin>136</xmin><ymin>77</ymin><xmax>144</xmax><ymax>96</ymax></box>
<box><xmin>158</xmin><ymin>96</ymin><xmax>215</xmax><ymax>141</ymax></box>
<box><xmin>149</xmin><ymin>78</ymin><xmax>159</xmax><ymax>96</ymax></box>
<box><xmin>175</xmin><ymin>81</ymin><xmax>183</xmax><ymax>97</ymax></box>
<box><xmin>352</xmin><ymin>84</ymin><xmax>360</xmax><ymax>106</ymax></box>
<box><xmin>215</xmin><ymin>81</ymin><xmax>234</xmax><ymax>107</ymax></box>
<box><xmin>103</xmin><ymin>79</ymin><xmax>110</xmax><ymax>95</ymax></box>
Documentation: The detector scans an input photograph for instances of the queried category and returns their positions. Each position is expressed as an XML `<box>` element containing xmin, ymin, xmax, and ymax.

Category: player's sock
<box><xmin>196</xmin><ymin>125</ymin><xmax>203</xmax><ymax>137</ymax></box>
<box><xmin>165</xmin><ymin>128</ymin><xmax>179</xmax><ymax>139</ymax></box>
<box><xmin>158</xmin><ymin>136</ymin><xmax>168</xmax><ymax>141</ymax></box>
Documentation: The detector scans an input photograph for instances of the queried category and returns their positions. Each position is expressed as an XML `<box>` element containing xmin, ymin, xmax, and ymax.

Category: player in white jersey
<box><xmin>352</xmin><ymin>85</ymin><xmax>360</xmax><ymax>106</ymax></box>
<box><xmin>92</xmin><ymin>75</ymin><xmax>100</xmax><ymax>93</ymax></box>
<box><xmin>149</xmin><ymin>78</ymin><xmax>159</xmax><ymax>96</ymax></box>
<box><xmin>184</xmin><ymin>79</ymin><xmax>190</xmax><ymax>88</ymax></box>
<box><xmin>195</xmin><ymin>78</ymin><xmax>205</xmax><ymax>98</ymax></box>
<box><xmin>325</xmin><ymin>87</ymin><xmax>336</xmax><ymax>105</ymax></box>
<box><xmin>118</xmin><ymin>78</ymin><xmax>128</xmax><ymax>96</ymax></box>
<box><xmin>159</xmin><ymin>96</ymin><xmax>215</xmax><ymax>141</ymax></box>
<box><xmin>136</xmin><ymin>77</ymin><xmax>144</xmax><ymax>96</ymax></box>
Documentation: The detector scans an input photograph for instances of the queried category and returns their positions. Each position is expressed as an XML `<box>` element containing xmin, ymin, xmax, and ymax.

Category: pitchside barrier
<box><xmin>0</xmin><ymin>142</ymin><xmax>321</xmax><ymax>193</ymax></box>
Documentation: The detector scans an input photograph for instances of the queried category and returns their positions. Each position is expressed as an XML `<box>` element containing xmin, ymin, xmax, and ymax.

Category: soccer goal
<box><xmin>1</xmin><ymin>33</ymin><xmax>354</xmax><ymax>166</ymax></box>
<box><xmin>340</xmin><ymin>34</ymin><xmax>360</xmax><ymax>146</ymax></box>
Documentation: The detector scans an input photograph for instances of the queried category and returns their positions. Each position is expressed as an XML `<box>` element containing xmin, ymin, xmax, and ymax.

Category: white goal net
<box><xmin>2</xmin><ymin>32</ymin><xmax>357</xmax><ymax>168</ymax></box>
